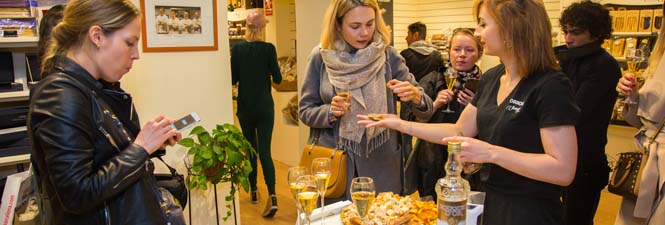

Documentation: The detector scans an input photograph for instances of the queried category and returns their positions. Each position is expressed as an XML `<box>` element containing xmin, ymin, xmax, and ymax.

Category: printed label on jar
<box><xmin>437</xmin><ymin>198</ymin><xmax>466</xmax><ymax>225</ymax></box>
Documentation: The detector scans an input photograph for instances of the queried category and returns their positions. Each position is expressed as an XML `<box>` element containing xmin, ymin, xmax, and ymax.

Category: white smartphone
<box><xmin>172</xmin><ymin>112</ymin><xmax>201</xmax><ymax>131</ymax></box>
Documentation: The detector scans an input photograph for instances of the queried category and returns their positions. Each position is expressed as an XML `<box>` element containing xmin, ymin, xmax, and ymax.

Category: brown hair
<box><xmin>473</xmin><ymin>0</ymin><xmax>559</xmax><ymax>77</ymax></box>
<box><xmin>40</xmin><ymin>0</ymin><xmax>140</xmax><ymax>76</ymax></box>
<box><xmin>320</xmin><ymin>0</ymin><xmax>391</xmax><ymax>50</ymax></box>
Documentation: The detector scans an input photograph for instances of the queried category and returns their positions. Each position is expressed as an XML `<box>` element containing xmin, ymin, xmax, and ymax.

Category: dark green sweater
<box><xmin>231</xmin><ymin>41</ymin><xmax>282</xmax><ymax>112</ymax></box>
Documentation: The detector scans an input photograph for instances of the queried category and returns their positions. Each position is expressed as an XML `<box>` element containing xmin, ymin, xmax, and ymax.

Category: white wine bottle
<box><xmin>435</xmin><ymin>141</ymin><xmax>471</xmax><ymax>225</ymax></box>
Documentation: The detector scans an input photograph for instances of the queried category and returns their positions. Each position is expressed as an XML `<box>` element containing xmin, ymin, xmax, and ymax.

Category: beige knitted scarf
<box><xmin>320</xmin><ymin>35</ymin><xmax>390</xmax><ymax>157</ymax></box>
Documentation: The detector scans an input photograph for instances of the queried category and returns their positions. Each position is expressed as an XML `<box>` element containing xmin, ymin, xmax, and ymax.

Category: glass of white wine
<box><xmin>442</xmin><ymin>72</ymin><xmax>457</xmax><ymax>113</ymax></box>
<box><xmin>288</xmin><ymin>166</ymin><xmax>309</xmax><ymax>225</ymax></box>
<box><xmin>623</xmin><ymin>48</ymin><xmax>647</xmax><ymax>105</ymax></box>
<box><xmin>296</xmin><ymin>175</ymin><xmax>319</xmax><ymax>225</ymax></box>
<box><xmin>350</xmin><ymin>177</ymin><xmax>375</xmax><ymax>225</ymax></box>
<box><xmin>311</xmin><ymin>157</ymin><xmax>332</xmax><ymax>224</ymax></box>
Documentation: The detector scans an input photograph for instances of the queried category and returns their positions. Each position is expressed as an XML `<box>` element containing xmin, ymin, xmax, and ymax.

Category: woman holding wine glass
<box><xmin>358</xmin><ymin>1</ymin><xmax>579</xmax><ymax>225</ymax></box>
<box><xmin>299</xmin><ymin>0</ymin><xmax>433</xmax><ymax>198</ymax></box>
<box><xmin>408</xmin><ymin>28</ymin><xmax>483</xmax><ymax>198</ymax></box>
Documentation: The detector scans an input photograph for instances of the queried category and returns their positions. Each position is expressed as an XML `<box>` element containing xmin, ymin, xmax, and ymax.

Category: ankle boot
<box><xmin>250</xmin><ymin>191</ymin><xmax>259</xmax><ymax>204</ymax></box>
<box><xmin>261</xmin><ymin>194</ymin><xmax>278</xmax><ymax>217</ymax></box>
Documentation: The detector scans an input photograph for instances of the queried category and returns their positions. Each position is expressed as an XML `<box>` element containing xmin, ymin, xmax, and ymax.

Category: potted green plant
<box><xmin>178</xmin><ymin>123</ymin><xmax>256</xmax><ymax>220</ymax></box>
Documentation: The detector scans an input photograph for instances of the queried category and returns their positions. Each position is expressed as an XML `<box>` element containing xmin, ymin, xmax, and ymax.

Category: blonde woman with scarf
<box><xmin>615</xmin><ymin>5</ymin><xmax>665</xmax><ymax>225</ymax></box>
<box><xmin>299</xmin><ymin>0</ymin><xmax>433</xmax><ymax>197</ymax></box>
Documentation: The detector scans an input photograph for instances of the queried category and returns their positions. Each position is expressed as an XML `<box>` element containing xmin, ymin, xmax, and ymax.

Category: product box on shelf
<box><xmin>623</xmin><ymin>37</ymin><xmax>638</xmax><ymax>57</ymax></box>
<box><xmin>625</xmin><ymin>10</ymin><xmax>641</xmax><ymax>32</ymax></box>
<box><xmin>639</xmin><ymin>9</ymin><xmax>654</xmax><ymax>33</ymax></box>
<box><xmin>611</xmin><ymin>37</ymin><xmax>626</xmax><ymax>57</ymax></box>
<box><xmin>653</xmin><ymin>9</ymin><xmax>663</xmax><ymax>32</ymax></box>
<box><xmin>614</xmin><ymin>9</ymin><xmax>627</xmax><ymax>32</ymax></box>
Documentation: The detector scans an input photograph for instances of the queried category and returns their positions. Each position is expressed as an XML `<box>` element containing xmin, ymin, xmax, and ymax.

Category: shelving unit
<box><xmin>0</xmin><ymin>37</ymin><xmax>36</xmax><ymax>168</ymax></box>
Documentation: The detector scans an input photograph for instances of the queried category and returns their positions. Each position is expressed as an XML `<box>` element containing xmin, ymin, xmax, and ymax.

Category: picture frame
<box><xmin>140</xmin><ymin>0</ymin><xmax>218</xmax><ymax>52</ymax></box>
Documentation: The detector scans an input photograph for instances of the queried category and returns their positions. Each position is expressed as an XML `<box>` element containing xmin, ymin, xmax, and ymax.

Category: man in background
<box><xmin>554</xmin><ymin>2</ymin><xmax>621</xmax><ymax>225</ymax></box>
<box><xmin>400</xmin><ymin>22</ymin><xmax>443</xmax><ymax>82</ymax></box>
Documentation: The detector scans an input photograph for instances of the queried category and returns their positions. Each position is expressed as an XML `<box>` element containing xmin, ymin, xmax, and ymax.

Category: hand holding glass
<box><xmin>442</xmin><ymin>73</ymin><xmax>457</xmax><ymax>113</ymax></box>
<box><xmin>623</xmin><ymin>48</ymin><xmax>646</xmax><ymax>105</ymax></box>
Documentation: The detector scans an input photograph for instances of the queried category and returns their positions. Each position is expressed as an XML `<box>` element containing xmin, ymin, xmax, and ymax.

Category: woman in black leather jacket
<box><xmin>28</xmin><ymin>1</ymin><xmax>181</xmax><ymax>224</ymax></box>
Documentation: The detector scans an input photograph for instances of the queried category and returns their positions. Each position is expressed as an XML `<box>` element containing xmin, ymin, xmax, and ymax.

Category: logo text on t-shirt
<box><xmin>506</xmin><ymin>98</ymin><xmax>524</xmax><ymax>113</ymax></box>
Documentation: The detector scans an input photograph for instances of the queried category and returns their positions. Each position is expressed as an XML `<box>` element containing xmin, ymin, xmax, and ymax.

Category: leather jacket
<box><xmin>28</xmin><ymin>56</ymin><xmax>168</xmax><ymax>225</ymax></box>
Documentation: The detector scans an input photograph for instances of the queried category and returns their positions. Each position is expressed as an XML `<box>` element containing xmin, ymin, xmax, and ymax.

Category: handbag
<box><xmin>154</xmin><ymin>156</ymin><xmax>188</xmax><ymax>208</ymax></box>
<box><xmin>608</xmin><ymin>117</ymin><xmax>665</xmax><ymax>199</ymax></box>
<box><xmin>299</xmin><ymin>129</ymin><xmax>348</xmax><ymax>199</ymax></box>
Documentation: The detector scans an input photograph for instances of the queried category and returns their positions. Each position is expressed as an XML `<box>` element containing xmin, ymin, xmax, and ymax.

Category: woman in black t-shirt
<box><xmin>358</xmin><ymin>1</ymin><xmax>579</xmax><ymax>225</ymax></box>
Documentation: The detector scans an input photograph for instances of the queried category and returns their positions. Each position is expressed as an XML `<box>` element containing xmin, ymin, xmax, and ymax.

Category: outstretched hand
<box><xmin>356</xmin><ymin>114</ymin><xmax>402</xmax><ymax>130</ymax></box>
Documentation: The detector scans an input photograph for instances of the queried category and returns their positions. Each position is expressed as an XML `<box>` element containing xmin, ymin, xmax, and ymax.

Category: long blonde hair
<box><xmin>645</xmin><ymin>25</ymin><xmax>665</xmax><ymax>78</ymax></box>
<box><xmin>473</xmin><ymin>0</ymin><xmax>559</xmax><ymax>77</ymax></box>
<box><xmin>320</xmin><ymin>0</ymin><xmax>391</xmax><ymax>50</ymax></box>
<box><xmin>245</xmin><ymin>25</ymin><xmax>265</xmax><ymax>42</ymax></box>
<box><xmin>40</xmin><ymin>0</ymin><xmax>140</xmax><ymax>76</ymax></box>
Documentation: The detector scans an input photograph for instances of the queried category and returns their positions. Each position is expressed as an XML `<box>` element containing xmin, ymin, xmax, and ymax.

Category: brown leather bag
<box><xmin>299</xmin><ymin>130</ymin><xmax>348</xmax><ymax>198</ymax></box>
<box><xmin>608</xmin><ymin>117</ymin><xmax>665</xmax><ymax>199</ymax></box>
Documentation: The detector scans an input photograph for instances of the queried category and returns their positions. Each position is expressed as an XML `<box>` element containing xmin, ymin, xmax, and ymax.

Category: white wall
<box><xmin>295</xmin><ymin>0</ymin><xmax>330</xmax><ymax>159</ymax></box>
<box><xmin>124</xmin><ymin>0</ymin><xmax>237</xmax><ymax>224</ymax></box>
<box><xmin>395</xmin><ymin>0</ymin><xmax>563</xmax><ymax>71</ymax></box>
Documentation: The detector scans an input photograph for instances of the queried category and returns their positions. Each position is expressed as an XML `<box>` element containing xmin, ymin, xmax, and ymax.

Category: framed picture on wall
<box><xmin>140</xmin><ymin>0</ymin><xmax>218</xmax><ymax>52</ymax></box>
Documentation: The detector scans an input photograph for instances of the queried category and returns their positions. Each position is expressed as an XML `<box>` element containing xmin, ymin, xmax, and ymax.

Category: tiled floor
<box><xmin>238</xmin><ymin>125</ymin><xmax>637</xmax><ymax>225</ymax></box>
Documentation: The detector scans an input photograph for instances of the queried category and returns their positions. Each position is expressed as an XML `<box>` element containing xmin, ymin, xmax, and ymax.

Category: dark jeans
<box><xmin>562</xmin><ymin>167</ymin><xmax>610</xmax><ymax>225</ymax></box>
<box><xmin>237</xmin><ymin>109</ymin><xmax>276</xmax><ymax>195</ymax></box>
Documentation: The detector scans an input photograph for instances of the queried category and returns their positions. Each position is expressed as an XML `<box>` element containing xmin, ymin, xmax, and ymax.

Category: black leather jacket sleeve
<box><xmin>30</xmin><ymin>76</ymin><xmax>149</xmax><ymax>214</ymax></box>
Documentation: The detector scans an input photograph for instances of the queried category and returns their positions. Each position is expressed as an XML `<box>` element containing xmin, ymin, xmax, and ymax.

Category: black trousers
<box><xmin>562</xmin><ymin>167</ymin><xmax>610</xmax><ymax>225</ymax></box>
<box><xmin>237</xmin><ymin>108</ymin><xmax>276</xmax><ymax>195</ymax></box>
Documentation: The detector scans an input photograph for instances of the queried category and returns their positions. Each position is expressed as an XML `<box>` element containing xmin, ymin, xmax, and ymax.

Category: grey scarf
<box><xmin>320</xmin><ymin>35</ymin><xmax>390</xmax><ymax>157</ymax></box>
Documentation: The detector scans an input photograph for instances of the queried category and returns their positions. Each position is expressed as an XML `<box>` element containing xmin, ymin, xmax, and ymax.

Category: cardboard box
<box><xmin>623</xmin><ymin>37</ymin><xmax>638</xmax><ymax>57</ymax></box>
<box><xmin>639</xmin><ymin>9</ymin><xmax>654</xmax><ymax>33</ymax></box>
<box><xmin>611</xmin><ymin>37</ymin><xmax>626</xmax><ymax>57</ymax></box>
<box><xmin>614</xmin><ymin>9</ymin><xmax>627</xmax><ymax>32</ymax></box>
<box><xmin>625</xmin><ymin>10</ymin><xmax>641</xmax><ymax>32</ymax></box>
<box><xmin>653</xmin><ymin>9</ymin><xmax>663</xmax><ymax>32</ymax></box>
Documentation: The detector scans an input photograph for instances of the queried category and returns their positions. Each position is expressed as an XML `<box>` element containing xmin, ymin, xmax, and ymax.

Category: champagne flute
<box><xmin>350</xmin><ymin>177</ymin><xmax>375</xmax><ymax>225</ymax></box>
<box><xmin>311</xmin><ymin>157</ymin><xmax>332</xmax><ymax>224</ymax></box>
<box><xmin>288</xmin><ymin>166</ymin><xmax>310</xmax><ymax>225</ymax></box>
<box><xmin>296</xmin><ymin>175</ymin><xmax>319</xmax><ymax>225</ymax></box>
<box><xmin>442</xmin><ymin>72</ymin><xmax>457</xmax><ymax>113</ymax></box>
<box><xmin>623</xmin><ymin>48</ymin><xmax>647</xmax><ymax>105</ymax></box>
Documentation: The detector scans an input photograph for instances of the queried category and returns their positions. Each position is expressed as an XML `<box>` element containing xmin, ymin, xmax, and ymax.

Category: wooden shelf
<box><xmin>0</xmin><ymin>126</ymin><xmax>26</xmax><ymax>135</ymax></box>
<box><xmin>0</xmin><ymin>37</ymin><xmax>38</xmax><ymax>48</ymax></box>
<box><xmin>612</xmin><ymin>32</ymin><xmax>658</xmax><ymax>37</ymax></box>
<box><xmin>0</xmin><ymin>90</ymin><xmax>29</xmax><ymax>103</ymax></box>
<box><xmin>0</xmin><ymin>154</ymin><xmax>30</xmax><ymax>167</ymax></box>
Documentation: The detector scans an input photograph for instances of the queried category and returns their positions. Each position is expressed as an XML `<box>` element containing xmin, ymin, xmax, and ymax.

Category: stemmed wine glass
<box><xmin>311</xmin><ymin>158</ymin><xmax>332</xmax><ymax>224</ymax></box>
<box><xmin>442</xmin><ymin>71</ymin><xmax>457</xmax><ymax>113</ymax></box>
<box><xmin>350</xmin><ymin>177</ymin><xmax>375</xmax><ymax>225</ymax></box>
<box><xmin>623</xmin><ymin>48</ymin><xmax>647</xmax><ymax>105</ymax></box>
<box><xmin>296</xmin><ymin>175</ymin><xmax>319</xmax><ymax>225</ymax></box>
<box><xmin>288</xmin><ymin>166</ymin><xmax>310</xmax><ymax>225</ymax></box>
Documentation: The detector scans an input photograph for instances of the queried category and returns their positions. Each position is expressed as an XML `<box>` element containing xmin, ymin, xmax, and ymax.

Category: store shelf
<box><xmin>612</xmin><ymin>32</ymin><xmax>658</xmax><ymax>37</ymax></box>
<box><xmin>0</xmin><ymin>154</ymin><xmax>30</xmax><ymax>167</ymax></box>
<box><xmin>0</xmin><ymin>37</ymin><xmax>38</xmax><ymax>48</ymax></box>
<box><xmin>601</xmin><ymin>0</ymin><xmax>662</xmax><ymax>6</ymax></box>
<box><xmin>0</xmin><ymin>126</ymin><xmax>26</xmax><ymax>135</ymax></box>
<box><xmin>0</xmin><ymin>90</ymin><xmax>29</xmax><ymax>103</ymax></box>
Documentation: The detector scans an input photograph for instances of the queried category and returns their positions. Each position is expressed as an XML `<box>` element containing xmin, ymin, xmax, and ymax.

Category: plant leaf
<box><xmin>200</xmin><ymin>149</ymin><xmax>213</xmax><ymax>159</ymax></box>
<box><xmin>189</xmin><ymin>125</ymin><xmax>206</xmax><ymax>136</ymax></box>
<box><xmin>227</xmin><ymin>151</ymin><xmax>242</xmax><ymax>166</ymax></box>
<box><xmin>213</xmin><ymin>145</ymin><xmax>223</xmax><ymax>155</ymax></box>
<box><xmin>178</xmin><ymin>138</ymin><xmax>195</xmax><ymax>147</ymax></box>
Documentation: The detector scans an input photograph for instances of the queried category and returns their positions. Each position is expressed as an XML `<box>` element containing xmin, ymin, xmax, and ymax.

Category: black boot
<box><xmin>251</xmin><ymin>191</ymin><xmax>259</xmax><ymax>204</ymax></box>
<box><xmin>261</xmin><ymin>194</ymin><xmax>278</xmax><ymax>217</ymax></box>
